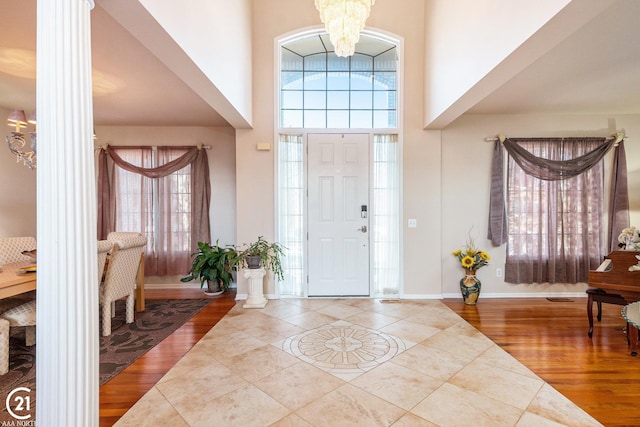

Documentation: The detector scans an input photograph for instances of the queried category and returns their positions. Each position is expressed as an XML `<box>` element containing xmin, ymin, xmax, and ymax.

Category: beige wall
<box><xmin>237</xmin><ymin>0</ymin><xmax>444</xmax><ymax>297</ymax></box>
<box><xmin>237</xmin><ymin>0</ymin><xmax>640</xmax><ymax>297</ymax></box>
<box><xmin>95</xmin><ymin>125</ymin><xmax>237</xmax><ymax>247</ymax></box>
<box><xmin>5</xmin><ymin>2</ymin><xmax>635</xmax><ymax>299</ymax></box>
<box><xmin>0</xmin><ymin>121</ymin><xmax>236</xmax><ymax>284</ymax></box>
<box><xmin>0</xmin><ymin>106</ymin><xmax>37</xmax><ymax>238</ymax></box>
<box><xmin>0</xmin><ymin>123</ymin><xmax>236</xmax><ymax>247</ymax></box>
<box><xmin>442</xmin><ymin>113</ymin><xmax>640</xmax><ymax>297</ymax></box>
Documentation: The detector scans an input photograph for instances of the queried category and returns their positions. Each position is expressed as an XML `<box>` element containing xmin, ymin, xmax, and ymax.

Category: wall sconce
<box><xmin>6</xmin><ymin>109</ymin><xmax>37</xmax><ymax>169</ymax></box>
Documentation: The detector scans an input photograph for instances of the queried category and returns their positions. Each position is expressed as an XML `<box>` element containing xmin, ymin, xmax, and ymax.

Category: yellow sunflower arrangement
<box><xmin>452</xmin><ymin>239</ymin><xmax>490</xmax><ymax>272</ymax></box>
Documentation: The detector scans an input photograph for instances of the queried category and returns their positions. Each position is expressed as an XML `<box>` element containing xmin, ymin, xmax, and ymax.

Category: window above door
<box><xmin>280</xmin><ymin>33</ymin><xmax>398</xmax><ymax>129</ymax></box>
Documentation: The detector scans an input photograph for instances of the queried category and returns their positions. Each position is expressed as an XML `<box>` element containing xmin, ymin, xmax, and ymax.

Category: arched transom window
<box><xmin>280</xmin><ymin>33</ymin><xmax>397</xmax><ymax>129</ymax></box>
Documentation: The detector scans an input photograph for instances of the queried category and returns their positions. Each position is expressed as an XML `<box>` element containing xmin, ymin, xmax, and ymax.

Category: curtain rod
<box><xmin>94</xmin><ymin>143</ymin><xmax>212</xmax><ymax>151</ymax></box>
<box><xmin>484</xmin><ymin>132</ymin><xmax>627</xmax><ymax>144</ymax></box>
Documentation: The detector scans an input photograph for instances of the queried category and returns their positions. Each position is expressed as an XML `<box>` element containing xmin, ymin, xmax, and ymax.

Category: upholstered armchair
<box><xmin>0</xmin><ymin>236</ymin><xmax>37</xmax><ymax>265</ymax></box>
<box><xmin>0</xmin><ymin>298</ymin><xmax>37</xmax><ymax>374</ymax></box>
<box><xmin>0</xmin><ymin>298</ymin><xmax>37</xmax><ymax>375</ymax></box>
<box><xmin>97</xmin><ymin>240</ymin><xmax>113</xmax><ymax>283</ymax></box>
<box><xmin>1</xmin><ymin>300</ymin><xmax>36</xmax><ymax>346</ymax></box>
<box><xmin>100</xmin><ymin>232</ymin><xmax>147</xmax><ymax>336</ymax></box>
<box><xmin>0</xmin><ymin>319</ymin><xmax>9</xmax><ymax>375</ymax></box>
<box><xmin>0</xmin><ymin>237</ymin><xmax>37</xmax><ymax>375</ymax></box>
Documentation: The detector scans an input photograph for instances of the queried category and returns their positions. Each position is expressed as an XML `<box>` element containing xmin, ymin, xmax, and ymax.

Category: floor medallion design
<box><xmin>283</xmin><ymin>321</ymin><xmax>406</xmax><ymax>379</ymax></box>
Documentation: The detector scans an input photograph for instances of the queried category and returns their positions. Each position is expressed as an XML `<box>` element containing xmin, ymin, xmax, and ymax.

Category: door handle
<box><xmin>357</xmin><ymin>225</ymin><xmax>367</xmax><ymax>233</ymax></box>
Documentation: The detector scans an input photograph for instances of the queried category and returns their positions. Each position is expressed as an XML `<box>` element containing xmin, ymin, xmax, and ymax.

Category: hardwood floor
<box><xmin>100</xmin><ymin>292</ymin><xmax>639</xmax><ymax>426</ymax></box>
<box><xmin>443</xmin><ymin>297</ymin><xmax>640</xmax><ymax>427</ymax></box>
<box><xmin>99</xmin><ymin>288</ymin><xmax>236</xmax><ymax>427</ymax></box>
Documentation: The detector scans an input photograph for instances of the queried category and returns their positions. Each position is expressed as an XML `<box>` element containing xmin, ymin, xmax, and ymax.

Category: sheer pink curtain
<box><xmin>505</xmin><ymin>139</ymin><xmax>605</xmax><ymax>283</ymax></box>
<box><xmin>154</xmin><ymin>147</ymin><xmax>191</xmax><ymax>275</ymax></box>
<box><xmin>97</xmin><ymin>146</ymin><xmax>210</xmax><ymax>276</ymax></box>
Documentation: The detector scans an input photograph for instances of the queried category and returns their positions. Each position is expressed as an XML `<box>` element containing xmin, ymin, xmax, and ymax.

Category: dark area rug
<box><xmin>0</xmin><ymin>298</ymin><xmax>210</xmax><ymax>423</ymax></box>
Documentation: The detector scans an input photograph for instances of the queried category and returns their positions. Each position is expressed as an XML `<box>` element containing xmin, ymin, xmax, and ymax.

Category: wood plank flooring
<box><xmin>443</xmin><ymin>297</ymin><xmax>640</xmax><ymax>427</ymax></box>
<box><xmin>99</xmin><ymin>288</ymin><xmax>236</xmax><ymax>427</ymax></box>
<box><xmin>99</xmin><ymin>292</ymin><xmax>639</xmax><ymax>426</ymax></box>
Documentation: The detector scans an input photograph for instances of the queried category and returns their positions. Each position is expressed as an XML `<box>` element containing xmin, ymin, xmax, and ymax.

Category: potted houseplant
<box><xmin>181</xmin><ymin>241</ymin><xmax>238</xmax><ymax>295</ymax></box>
<box><xmin>238</xmin><ymin>236</ymin><xmax>285</xmax><ymax>281</ymax></box>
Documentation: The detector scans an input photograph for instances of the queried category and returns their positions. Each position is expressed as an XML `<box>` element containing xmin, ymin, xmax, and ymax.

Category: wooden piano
<box><xmin>587</xmin><ymin>250</ymin><xmax>640</xmax><ymax>338</ymax></box>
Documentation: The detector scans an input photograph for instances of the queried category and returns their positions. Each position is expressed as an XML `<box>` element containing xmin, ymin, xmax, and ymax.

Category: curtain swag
<box><xmin>97</xmin><ymin>146</ymin><xmax>211</xmax><ymax>260</ymax></box>
<box><xmin>502</xmin><ymin>137</ymin><xmax>615</xmax><ymax>181</ymax></box>
<box><xmin>106</xmin><ymin>145</ymin><xmax>200</xmax><ymax>178</ymax></box>
<box><xmin>488</xmin><ymin>137</ymin><xmax>629</xmax><ymax>251</ymax></box>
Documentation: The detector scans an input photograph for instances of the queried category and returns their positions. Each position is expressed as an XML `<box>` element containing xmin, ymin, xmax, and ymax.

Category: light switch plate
<box><xmin>408</xmin><ymin>219</ymin><xmax>417</xmax><ymax>228</ymax></box>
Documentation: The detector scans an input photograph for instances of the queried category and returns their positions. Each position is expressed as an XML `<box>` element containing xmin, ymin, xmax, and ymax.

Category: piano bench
<box><xmin>586</xmin><ymin>287</ymin><xmax>628</xmax><ymax>338</ymax></box>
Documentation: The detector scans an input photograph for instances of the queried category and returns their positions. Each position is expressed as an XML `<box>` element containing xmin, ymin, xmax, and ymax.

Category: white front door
<box><xmin>308</xmin><ymin>133</ymin><xmax>370</xmax><ymax>296</ymax></box>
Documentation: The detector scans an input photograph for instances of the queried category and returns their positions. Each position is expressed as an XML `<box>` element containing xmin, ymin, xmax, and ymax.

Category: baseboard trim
<box><xmin>144</xmin><ymin>282</ymin><xmax>238</xmax><ymax>290</ymax></box>
<box><xmin>144</xmin><ymin>282</ymin><xmax>201</xmax><ymax>290</ymax></box>
<box><xmin>147</xmin><ymin>285</ymin><xmax>587</xmax><ymax>300</ymax></box>
<box><xmin>442</xmin><ymin>292</ymin><xmax>588</xmax><ymax>299</ymax></box>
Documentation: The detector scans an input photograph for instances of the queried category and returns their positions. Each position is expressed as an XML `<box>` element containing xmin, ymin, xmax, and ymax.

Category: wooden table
<box><xmin>0</xmin><ymin>258</ymin><xmax>144</xmax><ymax>312</ymax></box>
<box><xmin>0</xmin><ymin>262</ymin><xmax>37</xmax><ymax>299</ymax></box>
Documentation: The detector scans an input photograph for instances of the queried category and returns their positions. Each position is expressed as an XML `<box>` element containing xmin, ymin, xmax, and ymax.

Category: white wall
<box><xmin>441</xmin><ymin>113</ymin><xmax>640</xmax><ymax>297</ymax></box>
<box><xmin>0</xmin><ymin>106</ymin><xmax>37</xmax><ymax>238</ymax></box>
<box><xmin>423</xmin><ymin>0</ymin><xmax>616</xmax><ymax>129</ymax></box>
<box><xmin>95</xmin><ymin>125</ymin><xmax>237</xmax><ymax>247</ymax></box>
<box><xmin>138</xmin><ymin>0</ymin><xmax>253</xmax><ymax>127</ymax></box>
<box><xmin>99</xmin><ymin>0</ymin><xmax>253</xmax><ymax>128</ymax></box>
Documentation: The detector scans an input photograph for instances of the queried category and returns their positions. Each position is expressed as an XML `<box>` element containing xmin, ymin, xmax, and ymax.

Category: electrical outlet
<box><xmin>408</xmin><ymin>219</ymin><xmax>417</xmax><ymax>228</ymax></box>
<box><xmin>496</xmin><ymin>268</ymin><xmax>502</xmax><ymax>278</ymax></box>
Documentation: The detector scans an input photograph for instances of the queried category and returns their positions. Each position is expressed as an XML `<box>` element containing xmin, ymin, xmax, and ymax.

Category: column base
<box><xmin>243</xmin><ymin>298</ymin><xmax>268</xmax><ymax>309</ymax></box>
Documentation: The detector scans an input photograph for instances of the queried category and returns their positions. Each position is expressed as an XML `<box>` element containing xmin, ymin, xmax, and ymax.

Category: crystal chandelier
<box><xmin>314</xmin><ymin>0</ymin><xmax>375</xmax><ymax>57</ymax></box>
<box><xmin>6</xmin><ymin>109</ymin><xmax>37</xmax><ymax>169</ymax></box>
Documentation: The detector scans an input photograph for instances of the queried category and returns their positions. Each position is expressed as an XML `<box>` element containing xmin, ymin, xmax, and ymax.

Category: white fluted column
<box><xmin>36</xmin><ymin>0</ymin><xmax>98</xmax><ymax>426</ymax></box>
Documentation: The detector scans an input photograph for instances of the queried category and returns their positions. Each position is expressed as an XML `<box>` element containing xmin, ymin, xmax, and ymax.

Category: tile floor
<box><xmin>115</xmin><ymin>298</ymin><xmax>602</xmax><ymax>426</ymax></box>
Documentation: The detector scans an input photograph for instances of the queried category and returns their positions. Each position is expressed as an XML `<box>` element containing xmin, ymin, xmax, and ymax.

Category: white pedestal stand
<box><xmin>243</xmin><ymin>268</ymin><xmax>268</xmax><ymax>308</ymax></box>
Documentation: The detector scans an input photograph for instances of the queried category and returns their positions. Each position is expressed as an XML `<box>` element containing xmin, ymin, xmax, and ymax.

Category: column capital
<box><xmin>243</xmin><ymin>267</ymin><xmax>266</xmax><ymax>279</ymax></box>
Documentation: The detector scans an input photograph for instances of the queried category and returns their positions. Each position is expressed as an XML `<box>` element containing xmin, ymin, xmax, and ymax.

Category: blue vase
<box><xmin>460</xmin><ymin>270</ymin><xmax>481</xmax><ymax>305</ymax></box>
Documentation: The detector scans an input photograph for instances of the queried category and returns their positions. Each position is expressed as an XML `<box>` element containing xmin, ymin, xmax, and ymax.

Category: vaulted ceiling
<box><xmin>0</xmin><ymin>0</ymin><xmax>229</xmax><ymax>127</ymax></box>
<box><xmin>0</xmin><ymin>0</ymin><xmax>638</xmax><ymax>128</ymax></box>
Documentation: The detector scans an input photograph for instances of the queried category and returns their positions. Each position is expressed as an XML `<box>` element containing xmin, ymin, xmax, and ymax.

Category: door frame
<box><xmin>275</xmin><ymin>129</ymin><xmax>403</xmax><ymax>298</ymax></box>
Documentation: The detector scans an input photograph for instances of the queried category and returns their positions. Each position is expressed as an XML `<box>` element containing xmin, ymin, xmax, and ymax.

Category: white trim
<box><xmin>234</xmin><ymin>293</ymin><xmax>280</xmax><ymax>301</ymax></box>
<box><xmin>144</xmin><ymin>282</ymin><xmax>200</xmax><ymax>290</ymax></box>
<box><xmin>442</xmin><ymin>292</ymin><xmax>589</xmax><ymax>299</ymax></box>
<box><xmin>237</xmin><ymin>293</ymin><xmax>589</xmax><ymax>301</ymax></box>
<box><xmin>399</xmin><ymin>294</ymin><xmax>445</xmax><ymax>300</ymax></box>
<box><xmin>144</xmin><ymin>282</ymin><xmax>238</xmax><ymax>290</ymax></box>
<box><xmin>274</xmin><ymin>26</ymin><xmax>404</xmax><ymax>299</ymax></box>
